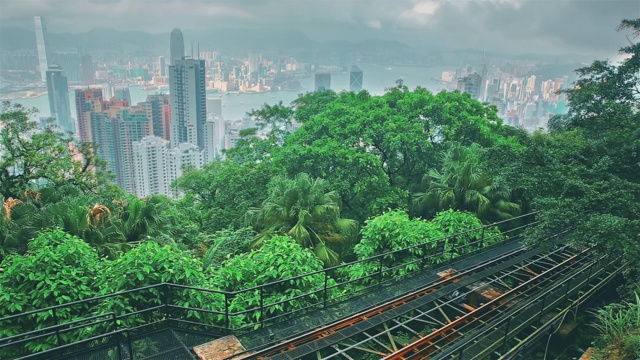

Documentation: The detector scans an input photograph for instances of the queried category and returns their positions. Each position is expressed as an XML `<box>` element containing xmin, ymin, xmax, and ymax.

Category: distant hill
<box><xmin>0</xmin><ymin>26</ymin><xmax>413</xmax><ymax>56</ymax></box>
<box><xmin>0</xmin><ymin>27</ymin><xmax>36</xmax><ymax>51</ymax></box>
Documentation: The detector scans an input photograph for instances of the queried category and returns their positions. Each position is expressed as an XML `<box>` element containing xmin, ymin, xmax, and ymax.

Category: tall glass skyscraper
<box><xmin>350</xmin><ymin>66</ymin><xmax>363</xmax><ymax>92</ymax></box>
<box><xmin>170</xmin><ymin>28</ymin><xmax>185</xmax><ymax>66</ymax></box>
<box><xmin>56</xmin><ymin>52</ymin><xmax>82</xmax><ymax>83</ymax></box>
<box><xmin>34</xmin><ymin>16</ymin><xmax>50</xmax><ymax>82</ymax></box>
<box><xmin>46</xmin><ymin>65</ymin><xmax>74</xmax><ymax>134</ymax></box>
<box><xmin>169</xmin><ymin>58</ymin><xmax>206</xmax><ymax>148</ymax></box>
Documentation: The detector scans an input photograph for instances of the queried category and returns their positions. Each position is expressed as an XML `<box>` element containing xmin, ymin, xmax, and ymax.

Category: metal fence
<box><xmin>430</xmin><ymin>251</ymin><xmax>625</xmax><ymax>360</ymax></box>
<box><xmin>0</xmin><ymin>212</ymin><xmax>538</xmax><ymax>360</ymax></box>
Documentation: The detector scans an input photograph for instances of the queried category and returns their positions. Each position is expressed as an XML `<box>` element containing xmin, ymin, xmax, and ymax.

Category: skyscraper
<box><xmin>315</xmin><ymin>73</ymin><xmax>331</xmax><ymax>91</ymax></box>
<box><xmin>132</xmin><ymin>137</ymin><xmax>203</xmax><ymax>198</ymax></box>
<box><xmin>350</xmin><ymin>66</ymin><xmax>363</xmax><ymax>92</ymax></box>
<box><xmin>81</xmin><ymin>55</ymin><xmax>94</xmax><ymax>84</ymax></box>
<box><xmin>56</xmin><ymin>52</ymin><xmax>82</xmax><ymax>83</ymax></box>
<box><xmin>158</xmin><ymin>56</ymin><xmax>166</xmax><ymax>76</ymax></box>
<box><xmin>162</xmin><ymin>104</ymin><xmax>171</xmax><ymax>141</ymax></box>
<box><xmin>45</xmin><ymin>65</ymin><xmax>74</xmax><ymax>134</ymax></box>
<box><xmin>143</xmin><ymin>94</ymin><xmax>171</xmax><ymax>139</ymax></box>
<box><xmin>168</xmin><ymin>142</ymin><xmax>203</xmax><ymax>181</ymax></box>
<box><xmin>75</xmin><ymin>88</ymin><xmax>104</xmax><ymax>142</ymax></box>
<box><xmin>34</xmin><ymin>16</ymin><xmax>50</xmax><ymax>82</ymax></box>
<box><xmin>133</xmin><ymin>136</ymin><xmax>171</xmax><ymax>197</ymax></box>
<box><xmin>117</xmin><ymin>107</ymin><xmax>151</xmax><ymax>193</ymax></box>
<box><xmin>90</xmin><ymin>110</ymin><xmax>120</xmax><ymax>178</ymax></box>
<box><xmin>169</xmin><ymin>58</ymin><xmax>206</xmax><ymax>148</ymax></box>
<box><xmin>170</xmin><ymin>29</ymin><xmax>185</xmax><ymax>66</ymax></box>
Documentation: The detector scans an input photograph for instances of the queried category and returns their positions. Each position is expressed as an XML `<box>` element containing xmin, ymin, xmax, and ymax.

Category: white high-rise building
<box><xmin>132</xmin><ymin>136</ymin><xmax>204</xmax><ymax>198</ymax></box>
<box><xmin>203</xmin><ymin>115</ymin><xmax>226</xmax><ymax>163</ymax></box>
<box><xmin>133</xmin><ymin>136</ymin><xmax>170</xmax><ymax>197</ymax></box>
<box><xmin>34</xmin><ymin>16</ymin><xmax>50</xmax><ymax>82</ymax></box>
<box><xmin>204</xmin><ymin>97</ymin><xmax>225</xmax><ymax>163</ymax></box>
<box><xmin>168</xmin><ymin>142</ymin><xmax>203</xmax><ymax>183</ymax></box>
<box><xmin>203</xmin><ymin>119</ymin><xmax>216</xmax><ymax>164</ymax></box>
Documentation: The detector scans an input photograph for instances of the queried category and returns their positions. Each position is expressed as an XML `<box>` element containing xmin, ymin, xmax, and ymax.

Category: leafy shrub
<box><xmin>340</xmin><ymin>210</ymin><xmax>444</xmax><ymax>288</ymax></box>
<box><xmin>340</xmin><ymin>209</ymin><xmax>505</xmax><ymax>292</ymax></box>
<box><xmin>431</xmin><ymin>209</ymin><xmax>505</xmax><ymax>257</ymax></box>
<box><xmin>213</xmin><ymin>235</ymin><xmax>338</xmax><ymax>329</ymax></box>
<box><xmin>0</xmin><ymin>229</ymin><xmax>103</xmax><ymax>356</ymax></box>
<box><xmin>97</xmin><ymin>241</ymin><xmax>222</xmax><ymax>329</ymax></box>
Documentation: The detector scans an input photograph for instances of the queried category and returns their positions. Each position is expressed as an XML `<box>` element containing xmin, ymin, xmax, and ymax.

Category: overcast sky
<box><xmin>1</xmin><ymin>0</ymin><xmax>639</xmax><ymax>57</ymax></box>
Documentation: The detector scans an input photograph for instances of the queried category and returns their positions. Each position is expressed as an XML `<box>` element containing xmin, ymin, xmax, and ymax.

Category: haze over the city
<box><xmin>0</xmin><ymin>0</ymin><xmax>639</xmax><ymax>358</ymax></box>
<box><xmin>1</xmin><ymin>0</ymin><xmax>638</xmax><ymax>57</ymax></box>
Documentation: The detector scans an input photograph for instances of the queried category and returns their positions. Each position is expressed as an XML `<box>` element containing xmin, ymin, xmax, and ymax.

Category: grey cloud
<box><xmin>0</xmin><ymin>0</ymin><xmax>638</xmax><ymax>56</ymax></box>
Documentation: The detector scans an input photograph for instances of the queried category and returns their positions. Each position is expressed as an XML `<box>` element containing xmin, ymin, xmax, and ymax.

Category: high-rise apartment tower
<box><xmin>169</xmin><ymin>58</ymin><xmax>206</xmax><ymax>148</ymax></box>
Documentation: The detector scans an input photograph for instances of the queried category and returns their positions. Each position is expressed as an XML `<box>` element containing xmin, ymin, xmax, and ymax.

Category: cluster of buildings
<box><xmin>39</xmin><ymin>19</ymin><xmax>225</xmax><ymax>198</ymax></box>
<box><xmin>35</xmin><ymin>15</ymin><xmax>370</xmax><ymax>200</ymax></box>
<box><xmin>444</xmin><ymin>65</ymin><xmax>569</xmax><ymax>130</ymax></box>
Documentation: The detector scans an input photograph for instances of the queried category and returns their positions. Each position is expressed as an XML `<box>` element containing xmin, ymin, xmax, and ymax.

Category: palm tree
<box><xmin>41</xmin><ymin>196</ymin><xmax>125</xmax><ymax>257</ymax></box>
<box><xmin>115</xmin><ymin>196</ymin><xmax>166</xmax><ymax>244</ymax></box>
<box><xmin>414</xmin><ymin>144</ymin><xmax>520</xmax><ymax>223</ymax></box>
<box><xmin>1</xmin><ymin>197</ymin><xmax>38</xmax><ymax>259</ymax></box>
<box><xmin>245</xmin><ymin>173</ymin><xmax>357</xmax><ymax>266</ymax></box>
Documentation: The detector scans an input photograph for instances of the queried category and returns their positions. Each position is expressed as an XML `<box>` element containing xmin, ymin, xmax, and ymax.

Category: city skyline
<box><xmin>2</xmin><ymin>1</ymin><xmax>638</xmax><ymax>58</ymax></box>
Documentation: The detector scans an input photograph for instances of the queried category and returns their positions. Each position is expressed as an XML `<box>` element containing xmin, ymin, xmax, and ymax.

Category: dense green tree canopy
<box><xmin>0</xmin><ymin>102</ymin><xmax>107</xmax><ymax>199</ymax></box>
<box><xmin>173</xmin><ymin>160</ymin><xmax>278</xmax><ymax>232</ymax></box>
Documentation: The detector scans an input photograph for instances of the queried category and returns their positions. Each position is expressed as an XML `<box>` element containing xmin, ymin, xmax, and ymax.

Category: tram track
<box><xmin>230</xmin><ymin>231</ymin><xmax>578</xmax><ymax>360</ymax></box>
<box><xmin>382</xmin><ymin>247</ymin><xmax>593</xmax><ymax>359</ymax></box>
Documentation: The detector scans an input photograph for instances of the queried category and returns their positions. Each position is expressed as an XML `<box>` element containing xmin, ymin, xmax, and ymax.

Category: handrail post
<box><xmin>112</xmin><ymin>313</ymin><xmax>122</xmax><ymax>360</ymax></box>
<box><xmin>421</xmin><ymin>242</ymin><xmax>427</xmax><ymax>270</ymax></box>
<box><xmin>126</xmin><ymin>330</ymin><xmax>134</xmax><ymax>360</ymax></box>
<box><xmin>323</xmin><ymin>271</ymin><xmax>328</xmax><ymax>308</ymax></box>
<box><xmin>449</xmin><ymin>235</ymin><xmax>457</xmax><ymax>261</ymax></box>
<box><xmin>259</xmin><ymin>287</ymin><xmax>264</xmax><ymax>329</ymax></box>
<box><xmin>378</xmin><ymin>256</ymin><xmax>383</xmax><ymax>286</ymax></box>
<box><xmin>224</xmin><ymin>292</ymin><xmax>230</xmax><ymax>333</ymax></box>
<box><xmin>480</xmin><ymin>227</ymin><xmax>485</xmax><ymax>248</ymax></box>
<box><xmin>162</xmin><ymin>284</ymin><xmax>169</xmax><ymax>322</ymax></box>
<box><xmin>52</xmin><ymin>307</ymin><xmax>62</xmax><ymax>346</ymax></box>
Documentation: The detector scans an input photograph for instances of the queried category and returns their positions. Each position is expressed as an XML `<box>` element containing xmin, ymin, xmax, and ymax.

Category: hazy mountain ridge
<box><xmin>0</xmin><ymin>26</ymin><xmax>413</xmax><ymax>55</ymax></box>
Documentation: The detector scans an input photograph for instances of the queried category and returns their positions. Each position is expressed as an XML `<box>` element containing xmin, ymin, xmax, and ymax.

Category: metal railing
<box><xmin>0</xmin><ymin>212</ymin><xmax>539</xmax><ymax>359</ymax></box>
<box><xmin>430</xmin><ymin>251</ymin><xmax>625</xmax><ymax>360</ymax></box>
